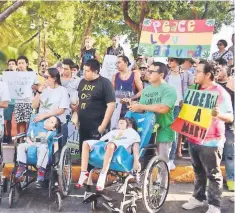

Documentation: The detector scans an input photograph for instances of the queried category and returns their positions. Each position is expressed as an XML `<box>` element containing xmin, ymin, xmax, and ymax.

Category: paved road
<box><xmin>0</xmin><ymin>183</ymin><xmax>233</xmax><ymax>213</ymax></box>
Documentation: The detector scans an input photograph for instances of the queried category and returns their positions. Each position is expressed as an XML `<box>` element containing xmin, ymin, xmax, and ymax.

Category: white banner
<box><xmin>3</xmin><ymin>71</ymin><xmax>36</xmax><ymax>100</ymax></box>
<box><xmin>110</xmin><ymin>98</ymin><xmax>122</xmax><ymax>130</ymax></box>
<box><xmin>100</xmin><ymin>55</ymin><xmax>118</xmax><ymax>81</ymax></box>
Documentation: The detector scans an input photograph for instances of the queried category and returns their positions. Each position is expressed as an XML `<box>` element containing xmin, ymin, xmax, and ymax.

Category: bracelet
<box><xmin>37</xmin><ymin>90</ymin><xmax>42</xmax><ymax>94</ymax></box>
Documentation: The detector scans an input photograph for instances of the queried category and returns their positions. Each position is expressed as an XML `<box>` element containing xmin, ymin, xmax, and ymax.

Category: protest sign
<box><xmin>3</xmin><ymin>71</ymin><xmax>36</xmax><ymax>100</ymax></box>
<box><xmin>138</xmin><ymin>19</ymin><xmax>215</xmax><ymax>58</ymax></box>
<box><xmin>67</xmin><ymin>122</ymin><xmax>80</xmax><ymax>162</ymax></box>
<box><xmin>100</xmin><ymin>55</ymin><xmax>118</xmax><ymax>81</ymax></box>
<box><xmin>171</xmin><ymin>89</ymin><xmax>218</xmax><ymax>143</ymax></box>
<box><xmin>110</xmin><ymin>98</ymin><xmax>122</xmax><ymax>130</ymax></box>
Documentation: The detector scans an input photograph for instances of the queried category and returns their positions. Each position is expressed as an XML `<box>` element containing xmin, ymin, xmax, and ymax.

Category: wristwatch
<box><xmin>37</xmin><ymin>90</ymin><xmax>42</xmax><ymax>94</ymax></box>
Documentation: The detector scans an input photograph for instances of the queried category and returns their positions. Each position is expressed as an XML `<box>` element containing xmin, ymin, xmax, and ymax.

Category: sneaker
<box><xmin>227</xmin><ymin>180</ymin><xmax>235</xmax><ymax>191</ymax></box>
<box><xmin>96</xmin><ymin>172</ymin><xmax>107</xmax><ymax>191</ymax></box>
<box><xmin>182</xmin><ymin>197</ymin><xmax>206</xmax><ymax>210</ymax></box>
<box><xmin>37</xmin><ymin>167</ymin><xmax>45</xmax><ymax>182</ymax></box>
<box><xmin>15</xmin><ymin>164</ymin><xmax>26</xmax><ymax>178</ymax></box>
<box><xmin>206</xmin><ymin>205</ymin><xmax>221</xmax><ymax>213</ymax></box>
<box><xmin>36</xmin><ymin>180</ymin><xmax>44</xmax><ymax>189</ymax></box>
<box><xmin>168</xmin><ymin>160</ymin><xmax>176</xmax><ymax>171</ymax></box>
<box><xmin>74</xmin><ymin>171</ymin><xmax>89</xmax><ymax>189</ymax></box>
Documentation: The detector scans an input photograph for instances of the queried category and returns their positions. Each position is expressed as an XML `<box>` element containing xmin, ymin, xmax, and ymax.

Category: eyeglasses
<box><xmin>147</xmin><ymin>70</ymin><xmax>158</xmax><ymax>74</ymax></box>
<box><xmin>217</xmin><ymin>43</ymin><xmax>223</xmax><ymax>46</ymax></box>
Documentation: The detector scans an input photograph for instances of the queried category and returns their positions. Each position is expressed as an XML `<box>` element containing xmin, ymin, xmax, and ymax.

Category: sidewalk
<box><xmin>2</xmin><ymin>115</ymin><xmax>226</xmax><ymax>183</ymax></box>
<box><xmin>2</xmin><ymin>154</ymin><xmax>226</xmax><ymax>183</ymax></box>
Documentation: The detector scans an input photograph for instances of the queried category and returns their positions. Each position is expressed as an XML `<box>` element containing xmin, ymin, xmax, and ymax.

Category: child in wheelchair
<box><xmin>75</xmin><ymin>117</ymin><xmax>141</xmax><ymax>191</ymax></box>
<box><xmin>15</xmin><ymin>116</ymin><xmax>61</xmax><ymax>188</ymax></box>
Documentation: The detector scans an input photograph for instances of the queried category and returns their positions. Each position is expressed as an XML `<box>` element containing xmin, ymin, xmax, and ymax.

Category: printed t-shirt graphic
<box><xmin>139</xmin><ymin>83</ymin><xmax>177</xmax><ymax>143</ymax></box>
<box><xmin>78</xmin><ymin>76</ymin><xmax>115</xmax><ymax>130</ymax></box>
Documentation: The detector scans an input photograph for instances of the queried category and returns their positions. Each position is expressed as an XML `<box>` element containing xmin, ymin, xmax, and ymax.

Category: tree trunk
<box><xmin>122</xmin><ymin>1</ymin><xmax>139</xmax><ymax>34</ymax></box>
<box><xmin>80</xmin><ymin>15</ymin><xmax>93</xmax><ymax>53</ymax></box>
<box><xmin>0</xmin><ymin>1</ymin><xmax>24</xmax><ymax>23</ymax></box>
<box><xmin>122</xmin><ymin>0</ymin><xmax>150</xmax><ymax>39</ymax></box>
<box><xmin>201</xmin><ymin>2</ymin><xmax>209</xmax><ymax>19</ymax></box>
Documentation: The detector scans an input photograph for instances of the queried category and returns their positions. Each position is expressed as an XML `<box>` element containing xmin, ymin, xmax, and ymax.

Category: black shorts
<box><xmin>79</xmin><ymin>127</ymin><xmax>102</xmax><ymax>154</ymax></box>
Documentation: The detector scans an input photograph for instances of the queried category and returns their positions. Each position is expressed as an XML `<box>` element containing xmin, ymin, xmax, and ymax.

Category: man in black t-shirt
<box><xmin>73</xmin><ymin>59</ymin><xmax>116</xmax><ymax>155</ymax></box>
<box><xmin>106</xmin><ymin>36</ymin><xmax>124</xmax><ymax>56</ymax></box>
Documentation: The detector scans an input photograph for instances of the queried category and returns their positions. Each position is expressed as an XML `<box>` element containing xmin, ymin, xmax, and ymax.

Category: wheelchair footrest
<box><xmin>83</xmin><ymin>192</ymin><xmax>98</xmax><ymax>204</ymax></box>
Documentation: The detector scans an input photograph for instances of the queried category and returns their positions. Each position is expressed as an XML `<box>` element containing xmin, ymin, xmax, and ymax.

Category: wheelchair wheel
<box><xmin>58</xmin><ymin>146</ymin><xmax>72</xmax><ymax>197</ymax></box>
<box><xmin>8</xmin><ymin>186</ymin><xmax>15</xmax><ymax>208</ymax></box>
<box><xmin>142</xmin><ymin>156</ymin><xmax>169</xmax><ymax>213</ymax></box>
<box><xmin>55</xmin><ymin>192</ymin><xmax>62</xmax><ymax>212</ymax></box>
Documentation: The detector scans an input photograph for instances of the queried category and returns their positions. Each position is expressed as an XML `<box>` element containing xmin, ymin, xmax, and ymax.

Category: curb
<box><xmin>3</xmin><ymin>164</ymin><xmax>226</xmax><ymax>183</ymax></box>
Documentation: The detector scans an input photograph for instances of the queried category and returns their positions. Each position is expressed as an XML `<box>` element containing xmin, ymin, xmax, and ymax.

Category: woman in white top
<box><xmin>32</xmin><ymin>68</ymin><xmax>70</xmax><ymax>144</ymax></box>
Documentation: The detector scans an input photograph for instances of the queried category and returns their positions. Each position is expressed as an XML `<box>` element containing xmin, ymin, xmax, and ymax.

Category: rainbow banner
<box><xmin>171</xmin><ymin>89</ymin><xmax>218</xmax><ymax>143</ymax></box>
<box><xmin>138</xmin><ymin>19</ymin><xmax>215</xmax><ymax>58</ymax></box>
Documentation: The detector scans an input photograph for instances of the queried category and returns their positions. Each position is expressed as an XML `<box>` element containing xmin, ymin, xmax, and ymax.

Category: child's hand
<box><xmin>133</xmin><ymin>160</ymin><xmax>141</xmax><ymax>172</ymax></box>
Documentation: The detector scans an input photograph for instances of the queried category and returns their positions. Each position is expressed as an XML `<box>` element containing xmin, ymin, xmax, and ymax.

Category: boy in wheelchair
<box><xmin>75</xmin><ymin>117</ymin><xmax>141</xmax><ymax>191</ymax></box>
<box><xmin>15</xmin><ymin>116</ymin><xmax>61</xmax><ymax>188</ymax></box>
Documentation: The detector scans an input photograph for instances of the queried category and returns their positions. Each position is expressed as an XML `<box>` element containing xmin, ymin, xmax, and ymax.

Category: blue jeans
<box><xmin>224</xmin><ymin>129</ymin><xmax>235</xmax><ymax>181</ymax></box>
<box><xmin>169</xmin><ymin>106</ymin><xmax>180</xmax><ymax>160</ymax></box>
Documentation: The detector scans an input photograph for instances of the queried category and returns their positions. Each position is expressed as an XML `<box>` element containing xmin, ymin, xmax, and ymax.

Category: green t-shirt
<box><xmin>139</xmin><ymin>82</ymin><xmax>177</xmax><ymax>143</ymax></box>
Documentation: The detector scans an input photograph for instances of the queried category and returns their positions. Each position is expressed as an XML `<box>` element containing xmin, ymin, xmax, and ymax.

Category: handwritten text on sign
<box><xmin>138</xmin><ymin>19</ymin><xmax>215</xmax><ymax>58</ymax></box>
<box><xmin>100</xmin><ymin>55</ymin><xmax>118</xmax><ymax>81</ymax></box>
<box><xmin>3</xmin><ymin>71</ymin><xmax>36</xmax><ymax>100</ymax></box>
<box><xmin>171</xmin><ymin>89</ymin><xmax>218</xmax><ymax>143</ymax></box>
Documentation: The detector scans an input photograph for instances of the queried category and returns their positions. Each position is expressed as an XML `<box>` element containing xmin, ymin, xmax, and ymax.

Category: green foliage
<box><xmin>0</xmin><ymin>0</ymin><xmax>233</xmax><ymax>70</ymax></box>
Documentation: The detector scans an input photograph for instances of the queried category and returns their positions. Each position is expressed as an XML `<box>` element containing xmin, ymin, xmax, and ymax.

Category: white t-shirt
<box><xmin>39</xmin><ymin>86</ymin><xmax>70</xmax><ymax>123</ymax></box>
<box><xmin>100</xmin><ymin>127</ymin><xmax>141</xmax><ymax>150</ymax></box>
<box><xmin>15</xmin><ymin>72</ymin><xmax>39</xmax><ymax>103</ymax></box>
<box><xmin>61</xmin><ymin>76</ymin><xmax>80</xmax><ymax>102</ymax></box>
<box><xmin>0</xmin><ymin>82</ymin><xmax>11</xmax><ymax>124</ymax></box>
<box><xmin>168</xmin><ymin>75</ymin><xmax>183</xmax><ymax>106</ymax></box>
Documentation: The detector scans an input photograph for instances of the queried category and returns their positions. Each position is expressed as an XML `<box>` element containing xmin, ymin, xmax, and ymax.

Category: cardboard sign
<box><xmin>171</xmin><ymin>89</ymin><xmax>218</xmax><ymax>143</ymax></box>
<box><xmin>100</xmin><ymin>55</ymin><xmax>118</xmax><ymax>81</ymax></box>
<box><xmin>67</xmin><ymin>122</ymin><xmax>80</xmax><ymax>161</ymax></box>
<box><xmin>138</xmin><ymin>19</ymin><xmax>215</xmax><ymax>58</ymax></box>
<box><xmin>110</xmin><ymin>98</ymin><xmax>122</xmax><ymax>130</ymax></box>
<box><xmin>3</xmin><ymin>71</ymin><xmax>37</xmax><ymax>100</ymax></box>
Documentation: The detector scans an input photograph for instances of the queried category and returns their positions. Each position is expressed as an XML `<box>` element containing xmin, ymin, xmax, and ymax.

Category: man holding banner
<box><xmin>177</xmin><ymin>60</ymin><xmax>233</xmax><ymax>213</ymax></box>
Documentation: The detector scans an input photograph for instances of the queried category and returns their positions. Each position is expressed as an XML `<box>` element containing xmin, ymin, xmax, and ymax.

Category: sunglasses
<box><xmin>217</xmin><ymin>43</ymin><xmax>223</xmax><ymax>46</ymax></box>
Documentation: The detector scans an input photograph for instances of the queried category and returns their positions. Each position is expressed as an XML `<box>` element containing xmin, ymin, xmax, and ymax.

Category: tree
<box><xmin>0</xmin><ymin>0</ymin><xmax>24</xmax><ymax>22</ymax></box>
<box><xmin>0</xmin><ymin>1</ymin><xmax>233</xmax><ymax>70</ymax></box>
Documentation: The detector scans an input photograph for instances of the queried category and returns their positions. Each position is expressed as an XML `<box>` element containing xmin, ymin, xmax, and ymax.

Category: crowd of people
<box><xmin>0</xmin><ymin>33</ymin><xmax>234</xmax><ymax>213</ymax></box>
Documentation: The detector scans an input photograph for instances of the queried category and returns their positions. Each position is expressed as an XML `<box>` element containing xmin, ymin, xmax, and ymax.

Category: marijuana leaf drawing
<box><xmin>143</xmin><ymin>19</ymin><xmax>152</xmax><ymax>26</ymax></box>
<box><xmin>40</xmin><ymin>98</ymin><xmax>53</xmax><ymax>110</ymax></box>
<box><xmin>205</xmin><ymin>19</ymin><xmax>215</xmax><ymax>27</ymax></box>
<box><xmin>202</xmin><ymin>50</ymin><xmax>210</xmax><ymax>59</ymax></box>
<box><xmin>138</xmin><ymin>46</ymin><xmax>146</xmax><ymax>55</ymax></box>
<box><xmin>15</xmin><ymin>88</ymin><xmax>24</xmax><ymax>97</ymax></box>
